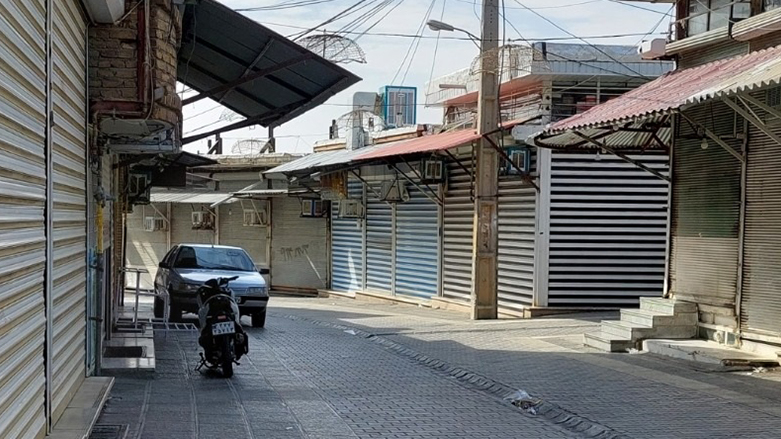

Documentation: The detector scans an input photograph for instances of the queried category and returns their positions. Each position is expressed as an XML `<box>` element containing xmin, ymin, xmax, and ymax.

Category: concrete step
<box><xmin>643</xmin><ymin>339</ymin><xmax>780</xmax><ymax>367</ymax></box>
<box><xmin>584</xmin><ymin>331</ymin><xmax>635</xmax><ymax>353</ymax></box>
<box><xmin>621</xmin><ymin>308</ymin><xmax>697</xmax><ymax>327</ymax></box>
<box><xmin>640</xmin><ymin>297</ymin><xmax>697</xmax><ymax>315</ymax></box>
<box><xmin>603</xmin><ymin>320</ymin><xmax>697</xmax><ymax>340</ymax></box>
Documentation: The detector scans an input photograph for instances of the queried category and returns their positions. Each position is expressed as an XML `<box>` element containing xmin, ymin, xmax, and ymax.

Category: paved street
<box><xmin>94</xmin><ymin>297</ymin><xmax>781</xmax><ymax>439</ymax></box>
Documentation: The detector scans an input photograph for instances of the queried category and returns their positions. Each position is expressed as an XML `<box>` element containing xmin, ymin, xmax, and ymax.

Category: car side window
<box><xmin>162</xmin><ymin>246</ymin><xmax>178</xmax><ymax>267</ymax></box>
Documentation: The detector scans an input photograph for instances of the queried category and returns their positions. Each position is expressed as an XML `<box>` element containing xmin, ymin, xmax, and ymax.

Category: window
<box><xmin>767</xmin><ymin>0</ymin><xmax>781</xmax><ymax>11</ymax></box>
<box><xmin>174</xmin><ymin>246</ymin><xmax>256</xmax><ymax>271</ymax></box>
<box><xmin>687</xmin><ymin>0</ymin><xmax>751</xmax><ymax>36</ymax></box>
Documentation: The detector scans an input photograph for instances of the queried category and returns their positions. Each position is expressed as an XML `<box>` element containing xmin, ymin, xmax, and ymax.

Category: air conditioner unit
<box><xmin>638</xmin><ymin>39</ymin><xmax>666</xmax><ymax>60</ymax></box>
<box><xmin>243</xmin><ymin>209</ymin><xmax>268</xmax><ymax>227</ymax></box>
<box><xmin>421</xmin><ymin>159</ymin><xmax>445</xmax><ymax>183</ymax></box>
<box><xmin>143</xmin><ymin>216</ymin><xmax>166</xmax><ymax>232</ymax></box>
<box><xmin>191</xmin><ymin>211</ymin><xmax>214</xmax><ymax>230</ymax></box>
<box><xmin>502</xmin><ymin>148</ymin><xmax>531</xmax><ymax>176</ymax></box>
<box><xmin>301</xmin><ymin>199</ymin><xmax>326</xmax><ymax>217</ymax></box>
<box><xmin>380</xmin><ymin>180</ymin><xmax>410</xmax><ymax>203</ymax></box>
<box><xmin>338</xmin><ymin>199</ymin><xmax>364</xmax><ymax>218</ymax></box>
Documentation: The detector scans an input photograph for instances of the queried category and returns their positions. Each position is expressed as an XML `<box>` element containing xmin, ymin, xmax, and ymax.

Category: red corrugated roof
<box><xmin>355</xmin><ymin>129</ymin><xmax>480</xmax><ymax>161</ymax></box>
<box><xmin>547</xmin><ymin>44</ymin><xmax>781</xmax><ymax>133</ymax></box>
<box><xmin>355</xmin><ymin>117</ymin><xmax>537</xmax><ymax>161</ymax></box>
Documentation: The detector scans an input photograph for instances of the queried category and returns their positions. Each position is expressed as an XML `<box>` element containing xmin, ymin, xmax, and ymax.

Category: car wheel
<box><xmin>153</xmin><ymin>297</ymin><xmax>165</xmax><ymax>319</ymax></box>
<box><xmin>169</xmin><ymin>302</ymin><xmax>183</xmax><ymax>322</ymax></box>
<box><xmin>251</xmin><ymin>309</ymin><xmax>266</xmax><ymax>328</ymax></box>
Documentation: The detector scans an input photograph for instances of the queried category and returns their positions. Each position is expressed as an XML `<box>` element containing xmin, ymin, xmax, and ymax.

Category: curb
<box><xmin>276</xmin><ymin>312</ymin><xmax>632</xmax><ymax>439</ymax></box>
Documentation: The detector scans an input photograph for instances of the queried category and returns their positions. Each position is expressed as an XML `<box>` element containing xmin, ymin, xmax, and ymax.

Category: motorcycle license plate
<box><xmin>212</xmin><ymin>321</ymin><xmax>235</xmax><ymax>335</ymax></box>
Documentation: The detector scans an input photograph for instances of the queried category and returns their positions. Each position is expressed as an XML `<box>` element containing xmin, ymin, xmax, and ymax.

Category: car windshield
<box><xmin>174</xmin><ymin>246</ymin><xmax>255</xmax><ymax>271</ymax></box>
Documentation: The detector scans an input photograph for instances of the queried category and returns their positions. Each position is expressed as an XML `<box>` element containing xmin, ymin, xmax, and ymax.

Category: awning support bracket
<box><xmin>572</xmin><ymin>131</ymin><xmax>671</xmax><ymax>182</ymax></box>
<box><xmin>723</xmin><ymin>96</ymin><xmax>781</xmax><ymax>150</ymax></box>
<box><xmin>386</xmin><ymin>161</ymin><xmax>443</xmax><ymax>206</ymax></box>
<box><xmin>482</xmin><ymin>134</ymin><xmax>540</xmax><ymax>191</ymax></box>
<box><xmin>349</xmin><ymin>170</ymin><xmax>393</xmax><ymax>208</ymax></box>
<box><xmin>400</xmin><ymin>156</ymin><xmax>443</xmax><ymax>203</ymax></box>
<box><xmin>678</xmin><ymin>111</ymin><xmax>746</xmax><ymax>163</ymax></box>
<box><xmin>443</xmin><ymin>149</ymin><xmax>473</xmax><ymax>181</ymax></box>
<box><xmin>737</xmin><ymin>92</ymin><xmax>781</xmax><ymax>121</ymax></box>
<box><xmin>149</xmin><ymin>204</ymin><xmax>170</xmax><ymax>226</ymax></box>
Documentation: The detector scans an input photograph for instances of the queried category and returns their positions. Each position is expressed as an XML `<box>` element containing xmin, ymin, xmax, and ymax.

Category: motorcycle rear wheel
<box><xmin>222</xmin><ymin>359</ymin><xmax>233</xmax><ymax>378</ymax></box>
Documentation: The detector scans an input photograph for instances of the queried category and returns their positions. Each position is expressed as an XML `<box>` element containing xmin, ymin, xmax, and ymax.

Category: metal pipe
<box><xmin>44</xmin><ymin>0</ymin><xmax>54</xmax><ymax>428</ymax></box>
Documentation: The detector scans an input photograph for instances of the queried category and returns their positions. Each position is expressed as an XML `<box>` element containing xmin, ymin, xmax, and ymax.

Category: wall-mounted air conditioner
<box><xmin>191</xmin><ymin>211</ymin><xmax>214</xmax><ymax>230</ymax></box>
<box><xmin>128</xmin><ymin>172</ymin><xmax>152</xmax><ymax>204</ymax></box>
<box><xmin>380</xmin><ymin>180</ymin><xmax>410</xmax><ymax>203</ymax></box>
<box><xmin>301</xmin><ymin>199</ymin><xmax>326</xmax><ymax>218</ymax></box>
<box><xmin>143</xmin><ymin>216</ymin><xmax>166</xmax><ymax>232</ymax></box>
<box><xmin>338</xmin><ymin>199</ymin><xmax>364</xmax><ymax>218</ymax></box>
<box><xmin>243</xmin><ymin>209</ymin><xmax>269</xmax><ymax>227</ymax></box>
<box><xmin>421</xmin><ymin>159</ymin><xmax>445</xmax><ymax>183</ymax></box>
<box><xmin>502</xmin><ymin>148</ymin><xmax>531</xmax><ymax>176</ymax></box>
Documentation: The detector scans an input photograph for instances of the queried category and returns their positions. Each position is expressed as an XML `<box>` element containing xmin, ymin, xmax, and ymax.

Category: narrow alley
<box><xmin>93</xmin><ymin>298</ymin><xmax>781</xmax><ymax>439</ymax></box>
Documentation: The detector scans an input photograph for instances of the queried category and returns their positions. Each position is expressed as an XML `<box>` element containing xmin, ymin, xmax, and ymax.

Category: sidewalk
<box><xmin>271</xmin><ymin>297</ymin><xmax>781</xmax><ymax>439</ymax></box>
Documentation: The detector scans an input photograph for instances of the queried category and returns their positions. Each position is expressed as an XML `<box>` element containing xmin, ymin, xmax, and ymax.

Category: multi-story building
<box><xmin>533</xmin><ymin>0</ymin><xmax>781</xmax><ymax>352</ymax></box>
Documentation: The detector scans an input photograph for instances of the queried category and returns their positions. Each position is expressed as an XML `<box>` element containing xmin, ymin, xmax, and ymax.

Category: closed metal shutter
<box><xmin>51</xmin><ymin>0</ymin><xmax>88</xmax><ymax>422</ymax></box>
<box><xmin>331</xmin><ymin>179</ymin><xmax>363</xmax><ymax>292</ymax></box>
<box><xmin>395</xmin><ymin>182</ymin><xmax>440</xmax><ymax>298</ymax></box>
<box><xmin>549</xmin><ymin>151</ymin><xmax>669</xmax><ymax>306</ymax></box>
<box><xmin>442</xmin><ymin>147</ymin><xmax>474</xmax><ymax>302</ymax></box>
<box><xmin>271</xmin><ymin>196</ymin><xmax>327</xmax><ymax>291</ymax></box>
<box><xmin>365</xmin><ymin>182</ymin><xmax>393</xmax><ymax>293</ymax></box>
<box><xmin>497</xmin><ymin>174</ymin><xmax>537</xmax><ymax>310</ymax></box>
<box><xmin>0</xmin><ymin>1</ymin><xmax>48</xmax><ymax>437</ymax></box>
<box><xmin>741</xmin><ymin>88</ymin><xmax>781</xmax><ymax>336</ymax></box>
<box><xmin>671</xmin><ymin>103</ymin><xmax>742</xmax><ymax>309</ymax></box>
<box><xmin>220</xmin><ymin>201</ymin><xmax>268</xmax><ymax>267</ymax></box>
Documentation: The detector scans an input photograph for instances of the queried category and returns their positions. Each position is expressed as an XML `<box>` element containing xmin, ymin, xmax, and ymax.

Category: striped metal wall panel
<box><xmin>548</xmin><ymin>151</ymin><xmax>669</xmax><ymax>307</ymax></box>
<box><xmin>50</xmin><ymin>0</ymin><xmax>88</xmax><ymax>420</ymax></box>
<box><xmin>271</xmin><ymin>196</ymin><xmax>328</xmax><ymax>290</ymax></box>
<box><xmin>497</xmin><ymin>171</ymin><xmax>537</xmax><ymax>311</ymax></box>
<box><xmin>394</xmin><ymin>182</ymin><xmax>440</xmax><ymax>298</ymax></box>
<box><xmin>0</xmin><ymin>1</ymin><xmax>48</xmax><ymax>436</ymax></box>
<box><xmin>671</xmin><ymin>103</ymin><xmax>742</xmax><ymax>309</ymax></box>
<box><xmin>442</xmin><ymin>147</ymin><xmax>474</xmax><ymax>302</ymax></box>
<box><xmin>171</xmin><ymin>204</ymin><xmax>216</xmax><ymax>246</ymax></box>
<box><xmin>741</xmin><ymin>88</ymin><xmax>781</xmax><ymax>336</ymax></box>
<box><xmin>331</xmin><ymin>179</ymin><xmax>364</xmax><ymax>292</ymax></box>
<box><xmin>365</xmin><ymin>182</ymin><xmax>393</xmax><ymax>293</ymax></box>
<box><xmin>677</xmin><ymin>40</ymin><xmax>748</xmax><ymax>69</ymax></box>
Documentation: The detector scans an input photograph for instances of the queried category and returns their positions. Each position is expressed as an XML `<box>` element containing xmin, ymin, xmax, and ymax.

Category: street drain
<box><xmin>90</xmin><ymin>424</ymin><xmax>128</xmax><ymax>439</ymax></box>
<box><xmin>103</xmin><ymin>346</ymin><xmax>144</xmax><ymax>358</ymax></box>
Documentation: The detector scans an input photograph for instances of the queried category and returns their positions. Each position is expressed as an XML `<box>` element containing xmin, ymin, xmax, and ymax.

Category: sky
<box><xmin>180</xmin><ymin>0</ymin><xmax>673</xmax><ymax>155</ymax></box>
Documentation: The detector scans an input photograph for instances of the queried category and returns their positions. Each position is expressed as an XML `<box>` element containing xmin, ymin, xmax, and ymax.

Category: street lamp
<box><xmin>426</xmin><ymin>19</ymin><xmax>481</xmax><ymax>48</ymax></box>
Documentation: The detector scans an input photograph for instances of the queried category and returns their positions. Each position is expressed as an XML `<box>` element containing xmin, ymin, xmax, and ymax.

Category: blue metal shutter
<box><xmin>549</xmin><ymin>151</ymin><xmax>669</xmax><ymax>306</ymax></box>
<box><xmin>394</xmin><ymin>183</ymin><xmax>440</xmax><ymax>298</ymax></box>
<box><xmin>330</xmin><ymin>179</ymin><xmax>364</xmax><ymax>292</ymax></box>
<box><xmin>365</xmin><ymin>182</ymin><xmax>393</xmax><ymax>293</ymax></box>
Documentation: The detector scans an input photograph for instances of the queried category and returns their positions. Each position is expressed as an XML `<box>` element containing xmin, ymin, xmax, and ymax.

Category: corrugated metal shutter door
<box><xmin>549</xmin><ymin>151</ymin><xmax>669</xmax><ymax>306</ymax></box>
<box><xmin>671</xmin><ymin>104</ymin><xmax>741</xmax><ymax>309</ymax></box>
<box><xmin>365</xmin><ymin>182</ymin><xmax>392</xmax><ymax>293</ymax></box>
<box><xmin>442</xmin><ymin>148</ymin><xmax>474</xmax><ymax>302</ymax></box>
<box><xmin>395</xmin><ymin>183</ymin><xmax>439</xmax><ymax>298</ymax></box>
<box><xmin>271</xmin><ymin>197</ymin><xmax>327</xmax><ymax>290</ymax></box>
<box><xmin>220</xmin><ymin>202</ymin><xmax>267</xmax><ymax>267</ymax></box>
<box><xmin>331</xmin><ymin>179</ymin><xmax>363</xmax><ymax>292</ymax></box>
<box><xmin>497</xmin><ymin>176</ymin><xmax>536</xmax><ymax>310</ymax></box>
<box><xmin>125</xmin><ymin>204</ymin><xmax>168</xmax><ymax>290</ymax></box>
<box><xmin>741</xmin><ymin>89</ymin><xmax>781</xmax><ymax>336</ymax></box>
<box><xmin>51</xmin><ymin>0</ymin><xmax>88</xmax><ymax>419</ymax></box>
<box><xmin>0</xmin><ymin>1</ymin><xmax>48</xmax><ymax>437</ymax></box>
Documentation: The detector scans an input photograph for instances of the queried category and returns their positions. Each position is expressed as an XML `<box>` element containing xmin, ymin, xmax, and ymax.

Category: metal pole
<box><xmin>472</xmin><ymin>0</ymin><xmax>500</xmax><ymax>320</ymax></box>
<box><xmin>268</xmin><ymin>126</ymin><xmax>276</xmax><ymax>153</ymax></box>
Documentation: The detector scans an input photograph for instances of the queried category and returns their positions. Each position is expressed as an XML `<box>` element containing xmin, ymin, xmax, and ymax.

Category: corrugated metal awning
<box><xmin>150</xmin><ymin>189</ymin><xmax>231</xmax><ymax>204</ymax></box>
<box><xmin>535</xmin><ymin>45</ymin><xmax>781</xmax><ymax>149</ymax></box>
<box><xmin>264</xmin><ymin>148</ymin><xmax>369</xmax><ymax>177</ymax></box>
<box><xmin>210</xmin><ymin>182</ymin><xmax>289</xmax><ymax>207</ymax></box>
<box><xmin>178</xmin><ymin>0</ymin><xmax>361</xmax><ymax>132</ymax></box>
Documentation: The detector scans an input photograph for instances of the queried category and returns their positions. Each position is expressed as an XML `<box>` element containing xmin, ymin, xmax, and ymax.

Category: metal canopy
<box><xmin>178</xmin><ymin>0</ymin><xmax>361</xmax><ymax>136</ymax></box>
<box><xmin>150</xmin><ymin>188</ymin><xmax>231</xmax><ymax>204</ymax></box>
<box><xmin>534</xmin><ymin>45</ymin><xmax>781</xmax><ymax>150</ymax></box>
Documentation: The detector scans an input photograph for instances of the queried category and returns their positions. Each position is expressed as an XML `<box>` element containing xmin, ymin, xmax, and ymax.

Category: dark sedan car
<box><xmin>154</xmin><ymin>244</ymin><xmax>269</xmax><ymax>327</ymax></box>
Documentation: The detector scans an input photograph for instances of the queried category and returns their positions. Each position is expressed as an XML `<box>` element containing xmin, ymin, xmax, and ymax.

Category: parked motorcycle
<box><xmin>195</xmin><ymin>276</ymin><xmax>249</xmax><ymax>377</ymax></box>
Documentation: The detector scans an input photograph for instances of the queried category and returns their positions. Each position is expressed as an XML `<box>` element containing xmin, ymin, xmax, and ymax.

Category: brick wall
<box><xmin>89</xmin><ymin>0</ymin><xmax>181</xmax><ymax>126</ymax></box>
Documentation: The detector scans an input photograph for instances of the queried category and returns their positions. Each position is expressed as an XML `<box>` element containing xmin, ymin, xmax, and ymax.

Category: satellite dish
<box><xmin>298</xmin><ymin>34</ymin><xmax>367</xmax><ymax>64</ymax></box>
<box><xmin>231</xmin><ymin>139</ymin><xmax>269</xmax><ymax>155</ymax></box>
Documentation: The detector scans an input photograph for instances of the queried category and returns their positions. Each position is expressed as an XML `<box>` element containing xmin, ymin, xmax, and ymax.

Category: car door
<box><xmin>155</xmin><ymin>245</ymin><xmax>179</xmax><ymax>293</ymax></box>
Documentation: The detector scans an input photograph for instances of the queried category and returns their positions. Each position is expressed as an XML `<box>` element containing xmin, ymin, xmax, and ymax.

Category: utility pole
<box><xmin>472</xmin><ymin>0</ymin><xmax>500</xmax><ymax>320</ymax></box>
